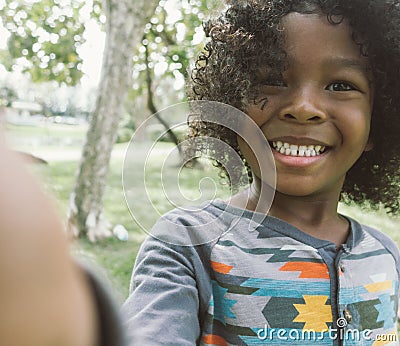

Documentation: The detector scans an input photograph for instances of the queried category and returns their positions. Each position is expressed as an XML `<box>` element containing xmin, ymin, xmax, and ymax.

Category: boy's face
<box><xmin>239</xmin><ymin>12</ymin><xmax>374</xmax><ymax>199</ymax></box>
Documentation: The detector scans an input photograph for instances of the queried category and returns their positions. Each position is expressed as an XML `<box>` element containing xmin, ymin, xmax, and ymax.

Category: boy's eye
<box><xmin>326</xmin><ymin>82</ymin><xmax>356</xmax><ymax>92</ymax></box>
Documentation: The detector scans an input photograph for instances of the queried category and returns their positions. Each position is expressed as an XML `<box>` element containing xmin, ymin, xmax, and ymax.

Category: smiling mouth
<box><xmin>271</xmin><ymin>141</ymin><xmax>327</xmax><ymax>157</ymax></box>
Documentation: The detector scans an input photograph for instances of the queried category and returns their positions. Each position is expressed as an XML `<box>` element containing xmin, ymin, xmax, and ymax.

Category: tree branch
<box><xmin>144</xmin><ymin>38</ymin><xmax>182</xmax><ymax>154</ymax></box>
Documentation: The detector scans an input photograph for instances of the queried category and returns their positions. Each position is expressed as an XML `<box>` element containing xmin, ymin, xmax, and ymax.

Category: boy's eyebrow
<box><xmin>323</xmin><ymin>57</ymin><xmax>370</xmax><ymax>74</ymax></box>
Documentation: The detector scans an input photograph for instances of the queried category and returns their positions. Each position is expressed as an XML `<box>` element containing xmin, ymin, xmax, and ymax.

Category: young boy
<box><xmin>122</xmin><ymin>0</ymin><xmax>400</xmax><ymax>345</ymax></box>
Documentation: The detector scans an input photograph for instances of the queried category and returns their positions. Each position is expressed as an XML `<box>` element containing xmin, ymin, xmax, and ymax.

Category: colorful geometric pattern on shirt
<box><xmin>199</xmin><ymin>224</ymin><xmax>399</xmax><ymax>346</ymax></box>
<box><xmin>345</xmin><ymin>294</ymin><xmax>397</xmax><ymax>330</ymax></box>
<box><xmin>293</xmin><ymin>295</ymin><xmax>332</xmax><ymax>331</ymax></box>
<box><xmin>279</xmin><ymin>262</ymin><xmax>330</xmax><ymax>279</ymax></box>
<box><xmin>209</xmin><ymin>279</ymin><xmax>333</xmax><ymax>329</ymax></box>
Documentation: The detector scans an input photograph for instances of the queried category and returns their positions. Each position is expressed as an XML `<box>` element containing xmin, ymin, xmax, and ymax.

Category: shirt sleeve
<box><xmin>121</xmin><ymin>235</ymin><xmax>202</xmax><ymax>345</ymax></box>
<box><xmin>363</xmin><ymin>225</ymin><xmax>400</xmax><ymax>279</ymax></box>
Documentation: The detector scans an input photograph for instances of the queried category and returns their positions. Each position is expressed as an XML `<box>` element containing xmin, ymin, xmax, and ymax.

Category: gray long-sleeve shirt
<box><xmin>122</xmin><ymin>201</ymin><xmax>400</xmax><ymax>345</ymax></box>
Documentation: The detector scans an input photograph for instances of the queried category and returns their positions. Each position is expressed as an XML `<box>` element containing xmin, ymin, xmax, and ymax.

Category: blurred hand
<box><xmin>0</xmin><ymin>131</ymin><xmax>98</xmax><ymax>346</ymax></box>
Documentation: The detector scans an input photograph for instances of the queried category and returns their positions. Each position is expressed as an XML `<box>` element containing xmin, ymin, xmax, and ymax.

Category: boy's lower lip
<box><xmin>271</xmin><ymin>147</ymin><xmax>327</xmax><ymax>167</ymax></box>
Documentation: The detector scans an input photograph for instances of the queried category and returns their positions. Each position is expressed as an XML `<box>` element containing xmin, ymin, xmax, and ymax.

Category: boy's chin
<box><xmin>273</xmin><ymin>178</ymin><xmax>322</xmax><ymax>198</ymax></box>
<box><xmin>273</xmin><ymin>182</ymin><xmax>342</xmax><ymax>200</ymax></box>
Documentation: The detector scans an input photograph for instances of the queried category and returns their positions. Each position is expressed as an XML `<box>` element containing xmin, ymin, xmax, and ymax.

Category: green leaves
<box><xmin>0</xmin><ymin>0</ymin><xmax>88</xmax><ymax>85</ymax></box>
<box><xmin>131</xmin><ymin>0</ymin><xmax>220</xmax><ymax>96</ymax></box>
<box><xmin>0</xmin><ymin>0</ymin><xmax>220</xmax><ymax>90</ymax></box>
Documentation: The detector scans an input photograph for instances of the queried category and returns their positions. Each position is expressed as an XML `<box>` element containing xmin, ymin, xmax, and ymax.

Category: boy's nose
<box><xmin>278</xmin><ymin>89</ymin><xmax>326</xmax><ymax>123</ymax></box>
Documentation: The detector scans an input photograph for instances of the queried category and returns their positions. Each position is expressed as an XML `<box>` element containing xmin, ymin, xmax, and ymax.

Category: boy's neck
<box><xmin>228</xmin><ymin>178</ymin><xmax>350</xmax><ymax>246</ymax></box>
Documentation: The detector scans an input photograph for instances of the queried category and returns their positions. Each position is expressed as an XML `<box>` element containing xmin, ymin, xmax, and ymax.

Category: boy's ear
<box><xmin>364</xmin><ymin>138</ymin><xmax>374</xmax><ymax>152</ymax></box>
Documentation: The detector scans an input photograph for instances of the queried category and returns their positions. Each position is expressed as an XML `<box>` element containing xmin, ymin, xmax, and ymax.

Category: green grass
<box><xmin>5</xmin><ymin>123</ymin><xmax>87</xmax><ymax>151</ymax></box>
<box><xmin>338</xmin><ymin>203</ymin><xmax>400</xmax><ymax>245</ymax></box>
<box><xmin>6</xmin><ymin>122</ymin><xmax>87</xmax><ymax>136</ymax></box>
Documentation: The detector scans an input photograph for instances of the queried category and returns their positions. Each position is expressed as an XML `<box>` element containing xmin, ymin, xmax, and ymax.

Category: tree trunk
<box><xmin>67</xmin><ymin>0</ymin><xmax>159</xmax><ymax>241</ymax></box>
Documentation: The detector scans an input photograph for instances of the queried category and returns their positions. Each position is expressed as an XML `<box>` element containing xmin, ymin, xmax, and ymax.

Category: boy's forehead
<box><xmin>280</xmin><ymin>12</ymin><xmax>369</xmax><ymax>66</ymax></box>
<box><xmin>281</xmin><ymin>12</ymin><xmax>350</xmax><ymax>46</ymax></box>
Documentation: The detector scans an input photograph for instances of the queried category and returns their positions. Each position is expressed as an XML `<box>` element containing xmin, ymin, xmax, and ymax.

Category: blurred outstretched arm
<box><xmin>0</xmin><ymin>133</ymin><xmax>98</xmax><ymax>346</ymax></box>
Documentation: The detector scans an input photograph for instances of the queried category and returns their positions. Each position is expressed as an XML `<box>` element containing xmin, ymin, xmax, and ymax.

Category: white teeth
<box><xmin>271</xmin><ymin>141</ymin><xmax>327</xmax><ymax>157</ymax></box>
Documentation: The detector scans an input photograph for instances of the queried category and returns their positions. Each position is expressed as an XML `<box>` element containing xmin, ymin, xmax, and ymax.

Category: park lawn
<box><xmin>6</xmin><ymin>123</ymin><xmax>88</xmax><ymax>152</ymax></box>
<box><xmin>6</xmin><ymin>122</ymin><xmax>88</xmax><ymax>140</ymax></box>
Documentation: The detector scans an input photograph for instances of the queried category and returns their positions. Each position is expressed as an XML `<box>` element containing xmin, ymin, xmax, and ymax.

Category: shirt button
<box><xmin>344</xmin><ymin>309</ymin><xmax>352</xmax><ymax>323</ymax></box>
<box><xmin>339</xmin><ymin>264</ymin><xmax>345</xmax><ymax>273</ymax></box>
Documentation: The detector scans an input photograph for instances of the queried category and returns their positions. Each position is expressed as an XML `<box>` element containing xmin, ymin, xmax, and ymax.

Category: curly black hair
<box><xmin>187</xmin><ymin>0</ymin><xmax>400</xmax><ymax>214</ymax></box>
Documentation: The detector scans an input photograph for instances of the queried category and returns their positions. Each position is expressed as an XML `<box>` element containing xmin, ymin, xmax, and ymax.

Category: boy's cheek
<box><xmin>245</xmin><ymin>104</ymin><xmax>271</xmax><ymax>126</ymax></box>
<box><xmin>237</xmin><ymin>136</ymin><xmax>275</xmax><ymax>184</ymax></box>
<box><xmin>237</xmin><ymin>137</ymin><xmax>260</xmax><ymax>174</ymax></box>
